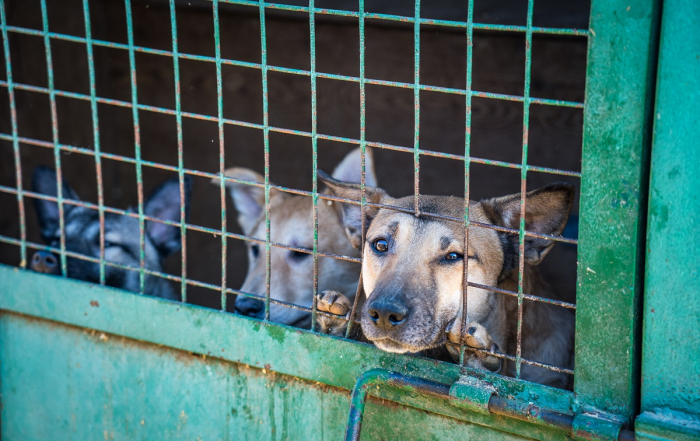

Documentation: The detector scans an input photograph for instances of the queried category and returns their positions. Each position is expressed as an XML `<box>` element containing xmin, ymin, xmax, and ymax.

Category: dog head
<box><xmin>319</xmin><ymin>174</ymin><xmax>574</xmax><ymax>354</ymax></box>
<box><xmin>218</xmin><ymin>147</ymin><xmax>377</xmax><ymax>327</ymax></box>
<box><xmin>31</xmin><ymin>166</ymin><xmax>192</xmax><ymax>299</ymax></box>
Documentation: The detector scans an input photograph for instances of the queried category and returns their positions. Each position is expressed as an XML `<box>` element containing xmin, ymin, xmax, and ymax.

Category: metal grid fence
<box><xmin>0</xmin><ymin>0</ymin><xmax>584</xmax><ymax>384</ymax></box>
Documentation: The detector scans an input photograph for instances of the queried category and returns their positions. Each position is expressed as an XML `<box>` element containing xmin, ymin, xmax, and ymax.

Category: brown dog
<box><xmin>315</xmin><ymin>174</ymin><xmax>575</xmax><ymax>389</ymax></box>
<box><xmin>214</xmin><ymin>148</ymin><xmax>377</xmax><ymax>328</ymax></box>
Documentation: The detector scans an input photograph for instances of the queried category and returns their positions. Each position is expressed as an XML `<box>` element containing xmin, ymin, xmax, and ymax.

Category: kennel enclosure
<box><xmin>1</xmin><ymin>0</ymin><xmax>699</xmax><ymax>440</ymax></box>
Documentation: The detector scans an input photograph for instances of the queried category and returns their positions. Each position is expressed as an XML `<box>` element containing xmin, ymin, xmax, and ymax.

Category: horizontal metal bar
<box><xmin>445</xmin><ymin>340</ymin><xmax>575</xmax><ymax>375</ymax></box>
<box><xmin>0</xmin><ymin>79</ymin><xmax>582</xmax><ymax>178</ymax></box>
<box><xmin>209</xmin><ymin>0</ymin><xmax>589</xmax><ymax>36</ymax></box>
<box><xmin>3</xmin><ymin>25</ymin><xmax>585</xmax><ymax>110</ymax></box>
<box><xmin>0</xmin><ymin>132</ymin><xmax>579</xmax><ymax>246</ymax></box>
<box><xmin>0</xmin><ymin>215</ymin><xmax>568</xmax><ymax>313</ymax></box>
<box><xmin>346</xmin><ymin>369</ymin><xmax>634</xmax><ymax>441</ymax></box>
<box><xmin>0</xmin><ymin>234</ymin><xmax>357</xmax><ymax>321</ymax></box>
<box><xmin>0</xmin><ymin>185</ymin><xmax>363</xmax><ymax>266</ymax></box>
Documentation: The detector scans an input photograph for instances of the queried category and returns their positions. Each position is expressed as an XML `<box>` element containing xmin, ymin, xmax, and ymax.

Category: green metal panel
<box><xmin>1</xmin><ymin>312</ymin><xmax>536</xmax><ymax>441</ymax></box>
<box><xmin>0</xmin><ymin>265</ymin><xmax>576</xmax><ymax>441</ymax></box>
<box><xmin>637</xmin><ymin>0</ymin><xmax>700</xmax><ymax>438</ymax></box>
<box><xmin>576</xmin><ymin>0</ymin><xmax>660</xmax><ymax>421</ymax></box>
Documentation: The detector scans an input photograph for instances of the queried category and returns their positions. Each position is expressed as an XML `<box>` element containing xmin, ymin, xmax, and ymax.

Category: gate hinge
<box><xmin>449</xmin><ymin>375</ymin><xmax>496</xmax><ymax>415</ymax></box>
<box><xmin>572</xmin><ymin>411</ymin><xmax>625</xmax><ymax>441</ymax></box>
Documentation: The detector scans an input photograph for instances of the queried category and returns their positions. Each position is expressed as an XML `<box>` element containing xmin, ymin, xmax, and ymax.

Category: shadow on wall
<box><xmin>0</xmin><ymin>0</ymin><xmax>588</xmax><ymax>308</ymax></box>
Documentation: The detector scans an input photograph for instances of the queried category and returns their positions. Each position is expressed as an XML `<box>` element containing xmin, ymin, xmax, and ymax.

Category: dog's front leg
<box><xmin>314</xmin><ymin>290</ymin><xmax>352</xmax><ymax>337</ymax></box>
<box><xmin>446</xmin><ymin>320</ymin><xmax>503</xmax><ymax>374</ymax></box>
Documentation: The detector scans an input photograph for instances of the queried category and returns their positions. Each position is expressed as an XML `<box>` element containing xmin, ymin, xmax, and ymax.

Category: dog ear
<box><xmin>215</xmin><ymin>168</ymin><xmax>279</xmax><ymax>236</ymax></box>
<box><xmin>480</xmin><ymin>182</ymin><xmax>575</xmax><ymax>265</ymax></box>
<box><xmin>144</xmin><ymin>175</ymin><xmax>193</xmax><ymax>257</ymax></box>
<box><xmin>331</xmin><ymin>146</ymin><xmax>377</xmax><ymax>187</ymax></box>
<box><xmin>32</xmin><ymin>166</ymin><xmax>81</xmax><ymax>243</ymax></box>
<box><xmin>318</xmin><ymin>170</ymin><xmax>389</xmax><ymax>249</ymax></box>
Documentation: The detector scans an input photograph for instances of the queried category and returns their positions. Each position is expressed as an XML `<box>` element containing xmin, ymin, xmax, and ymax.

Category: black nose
<box><xmin>30</xmin><ymin>250</ymin><xmax>59</xmax><ymax>275</ymax></box>
<box><xmin>367</xmin><ymin>299</ymin><xmax>408</xmax><ymax>331</ymax></box>
<box><xmin>235</xmin><ymin>296</ymin><xmax>264</xmax><ymax>318</ymax></box>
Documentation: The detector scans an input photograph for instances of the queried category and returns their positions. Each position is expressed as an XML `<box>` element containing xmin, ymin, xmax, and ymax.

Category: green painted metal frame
<box><xmin>1</xmin><ymin>265</ymin><xmax>576</xmax><ymax>441</ymax></box>
<box><xmin>0</xmin><ymin>0</ymin><xmax>677</xmax><ymax>436</ymax></box>
<box><xmin>636</xmin><ymin>0</ymin><xmax>700</xmax><ymax>438</ymax></box>
<box><xmin>575</xmin><ymin>0</ymin><xmax>660</xmax><ymax>423</ymax></box>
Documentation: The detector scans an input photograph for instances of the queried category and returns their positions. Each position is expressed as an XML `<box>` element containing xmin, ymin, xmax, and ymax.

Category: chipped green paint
<box><xmin>1</xmin><ymin>265</ymin><xmax>577</xmax><ymax>441</ymax></box>
<box><xmin>639</xmin><ymin>0</ymin><xmax>700</xmax><ymax>435</ymax></box>
<box><xmin>576</xmin><ymin>0</ymin><xmax>660</xmax><ymax>422</ymax></box>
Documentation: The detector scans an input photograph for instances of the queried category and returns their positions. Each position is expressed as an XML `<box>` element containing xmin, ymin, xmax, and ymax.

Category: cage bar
<box><xmin>212</xmin><ymin>0</ymin><xmax>228</xmax><ymax>310</ymax></box>
<box><xmin>309</xmin><ymin>0</ymin><xmax>320</xmax><ymax>330</ymax></box>
<box><xmin>0</xmin><ymin>0</ymin><xmax>586</xmax><ymax>381</ymax></box>
<box><xmin>0</xmin><ymin>78</ymin><xmax>583</xmax><ymax>178</ymax></box>
<box><xmin>0</xmin><ymin>0</ymin><xmax>26</xmax><ymax>268</ymax></box>
<box><xmin>124</xmin><ymin>0</ymin><xmax>148</xmax><ymax>294</ymax></box>
<box><xmin>168</xmin><ymin>0</ymin><xmax>188</xmax><ymax>302</ymax></box>
<box><xmin>258</xmin><ymin>1</ymin><xmax>272</xmax><ymax>321</ymax></box>
<box><xmin>458</xmin><ymin>0</ymin><xmax>475</xmax><ymax>368</ymax></box>
<box><xmin>38</xmin><ymin>0</ymin><xmax>67</xmax><ymax>277</ymax></box>
<box><xmin>81</xmin><ymin>0</ymin><xmax>107</xmax><ymax>285</ymax></box>
<box><xmin>344</xmin><ymin>0</ymin><xmax>367</xmax><ymax>339</ymax></box>
<box><xmin>2</xmin><ymin>25</ymin><xmax>586</xmax><ymax>109</ymax></box>
<box><xmin>412</xmin><ymin>0</ymin><xmax>421</xmax><ymax>216</ymax></box>
<box><xmin>515</xmin><ymin>0</ymin><xmax>536</xmax><ymax>379</ymax></box>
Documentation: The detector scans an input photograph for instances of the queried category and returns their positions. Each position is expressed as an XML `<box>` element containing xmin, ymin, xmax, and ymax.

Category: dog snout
<box><xmin>235</xmin><ymin>296</ymin><xmax>264</xmax><ymax>318</ymax></box>
<box><xmin>30</xmin><ymin>250</ymin><xmax>60</xmax><ymax>275</ymax></box>
<box><xmin>367</xmin><ymin>299</ymin><xmax>409</xmax><ymax>331</ymax></box>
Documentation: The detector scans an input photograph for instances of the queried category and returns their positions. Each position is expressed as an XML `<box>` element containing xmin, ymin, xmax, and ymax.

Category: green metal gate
<box><xmin>1</xmin><ymin>0</ymin><xmax>698</xmax><ymax>439</ymax></box>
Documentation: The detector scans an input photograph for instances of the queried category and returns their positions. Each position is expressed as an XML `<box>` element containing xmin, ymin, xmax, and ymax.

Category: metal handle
<box><xmin>345</xmin><ymin>369</ymin><xmax>635</xmax><ymax>441</ymax></box>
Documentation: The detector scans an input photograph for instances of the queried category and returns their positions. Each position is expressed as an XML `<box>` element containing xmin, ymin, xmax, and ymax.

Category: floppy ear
<box><xmin>480</xmin><ymin>182</ymin><xmax>575</xmax><ymax>266</ymax></box>
<box><xmin>318</xmin><ymin>170</ymin><xmax>389</xmax><ymax>249</ymax></box>
<box><xmin>331</xmin><ymin>146</ymin><xmax>377</xmax><ymax>187</ymax></box>
<box><xmin>144</xmin><ymin>175</ymin><xmax>193</xmax><ymax>257</ymax></box>
<box><xmin>215</xmin><ymin>167</ymin><xmax>279</xmax><ymax>236</ymax></box>
<box><xmin>32</xmin><ymin>166</ymin><xmax>81</xmax><ymax>243</ymax></box>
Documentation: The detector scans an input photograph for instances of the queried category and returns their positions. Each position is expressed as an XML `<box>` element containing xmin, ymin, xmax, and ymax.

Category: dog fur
<box><xmin>30</xmin><ymin>166</ymin><xmax>192</xmax><ymax>300</ymax></box>
<box><xmin>215</xmin><ymin>147</ymin><xmax>377</xmax><ymax>328</ymax></box>
<box><xmin>316</xmin><ymin>174</ymin><xmax>575</xmax><ymax>389</ymax></box>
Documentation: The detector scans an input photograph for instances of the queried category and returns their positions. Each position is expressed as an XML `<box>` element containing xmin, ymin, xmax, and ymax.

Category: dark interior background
<box><xmin>0</xmin><ymin>0</ymin><xmax>588</xmax><ymax>309</ymax></box>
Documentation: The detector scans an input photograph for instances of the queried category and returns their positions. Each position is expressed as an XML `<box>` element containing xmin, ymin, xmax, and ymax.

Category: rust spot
<box><xmin>90</xmin><ymin>300</ymin><xmax>99</xmax><ymax>307</ymax></box>
<box><xmin>651</xmin><ymin>309</ymin><xmax>655</xmax><ymax>313</ymax></box>
<box><xmin>264</xmin><ymin>364</ymin><xmax>271</xmax><ymax>370</ymax></box>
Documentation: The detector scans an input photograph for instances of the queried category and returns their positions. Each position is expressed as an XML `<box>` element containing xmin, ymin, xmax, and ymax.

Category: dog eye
<box><xmin>290</xmin><ymin>250</ymin><xmax>311</xmax><ymax>261</ymax></box>
<box><xmin>372</xmin><ymin>239</ymin><xmax>388</xmax><ymax>253</ymax></box>
<box><xmin>250</xmin><ymin>244</ymin><xmax>259</xmax><ymax>258</ymax></box>
<box><xmin>444</xmin><ymin>252</ymin><xmax>463</xmax><ymax>261</ymax></box>
<box><xmin>100</xmin><ymin>239</ymin><xmax>118</xmax><ymax>249</ymax></box>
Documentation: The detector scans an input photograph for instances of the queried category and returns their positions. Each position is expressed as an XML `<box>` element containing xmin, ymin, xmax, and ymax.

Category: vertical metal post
<box><xmin>345</xmin><ymin>0</ymin><xmax>367</xmax><ymax>339</ymax></box>
<box><xmin>309</xmin><ymin>0</ymin><xmax>319</xmax><ymax>330</ymax></box>
<box><xmin>39</xmin><ymin>0</ymin><xmax>67</xmax><ymax>277</ymax></box>
<box><xmin>168</xmin><ymin>0</ymin><xmax>188</xmax><ymax>302</ymax></box>
<box><xmin>0</xmin><ymin>0</ymin><xmax>26</xmax><ymax>268</ymax></box>
<box><xmin>124</xmin><ymin>0</ymin><xmax>147</xmax><ymax>294</ymax></box>
<box><xmin>81</xmin><ymin>0</ymin><xmax>106</xmax><ymax>285</ymax></box>
<box><xmin>459</xmin><ymin>0</ymin><xmax>475</xmax><ymax>367</ymax></box>
<box><xmin>515</xmin><ymin>0</ymin><xmax>535</xmax><ymax>379</ymax></box>
<box><xmin>258</xmin><ymin>1</ymin><xmax>272</xmax><ymax>321</ymax></box>
<box><xmin>212</xmin><ymin>0</ymin><xmax>228</xmax><ymax>310</ymax></box>
<box><xmin>412</xmin><ymin>0</ymin><xmax>421</xmax><ymax>217</ymax></box>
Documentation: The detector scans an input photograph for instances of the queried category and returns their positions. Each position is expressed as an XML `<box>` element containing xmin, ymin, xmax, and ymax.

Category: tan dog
<box><xmin>214</xmin><ymin>148</ymin><xmax>377</xmax><ymax>328</ymax></box>
<box><xmin>315</xmin><ymin>175</ymin><xmax>575</xmax><ymax>389</ymax></box>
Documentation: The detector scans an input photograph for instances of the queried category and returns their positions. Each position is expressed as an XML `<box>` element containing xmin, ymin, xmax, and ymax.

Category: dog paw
<box><xmin>446</xmin><ymin>320</ymin><xmax>502</xmax><ymax>374</ymax></box>
<box><xmin>314</xmin><ymin>290</ymin><xmax>351</xmax><ymax>337</ymax></box>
